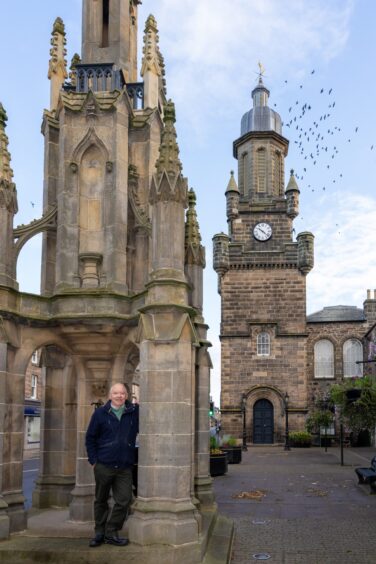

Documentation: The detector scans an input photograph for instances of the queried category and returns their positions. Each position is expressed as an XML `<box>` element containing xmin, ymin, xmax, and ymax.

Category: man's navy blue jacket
<box><xmin>85</xmin><ymin>400</ymin><xmax>139</xmax><ymax>469</ymax></box>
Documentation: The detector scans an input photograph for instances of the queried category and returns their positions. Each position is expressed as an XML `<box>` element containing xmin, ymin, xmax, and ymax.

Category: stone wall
<box><xmin>220</xmin><ymin>267</ymin><xmax>308</xmax><ymax>442</ymax></box>
<box><xmin>306</xmin><ymin>320</ymin><xmax>369</xmax><ymax>407</ymax></box>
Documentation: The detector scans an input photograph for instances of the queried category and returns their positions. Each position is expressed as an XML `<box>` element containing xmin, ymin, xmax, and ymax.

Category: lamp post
<box><xmin>322</xmin><ymin>394</ymin><xmax>331</xmax><ymax>453</ymax></box>
<box><xmin>284</xmin><ymin>392</ymin><xmax>290</xmax><ymax>451</ymax></box>
<box><xmin>241</xmin><ymin>394</ymin><xmax>248</xmax><ymax>451</ymax></box>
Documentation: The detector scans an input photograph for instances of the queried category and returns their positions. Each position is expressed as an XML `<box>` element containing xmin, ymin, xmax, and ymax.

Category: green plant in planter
<box><xmin>289</xmin><ymin>431</ymin><xmax>312</xmax><ymax>447</ymax></box>
<box><xmin>210</xmin><ymin>435</ymin><xmax>222</xmax><ymax>455</ymax></box>
<box><xmin>220</xmin><ymin>435</ymin><xmax>242</xmax><ymax>464</ymax></box>
<box><xmin>221</xmin><ymin>435</ymin><xmax>238</xmax><ymax>448</ymax></box>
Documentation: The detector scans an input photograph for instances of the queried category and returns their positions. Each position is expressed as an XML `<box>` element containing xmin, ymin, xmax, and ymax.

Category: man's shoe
<box><xmin>89</xmin><ymin>533</ymin><xmax>105</xmax><ymax>547</ymax></box>
<box><xmin>104</xmin><ymin>532</ymin><xmax>129</xmax><ymax>546</ymax></box>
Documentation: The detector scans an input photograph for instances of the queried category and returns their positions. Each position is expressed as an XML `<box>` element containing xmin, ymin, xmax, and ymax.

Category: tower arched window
<box><xmin>256</xmin><ymin>148</ymin><xmax>266</xmax><ymax>193</ymax></box>
<box><xmin>272</xmin><ymin>151</ymin><xmax>282</xmax><ymax>195</ymax></box>
<box><xmin>240</xmin><ymin>152</ymin><xmax>249</xmax><ymax>196</ymax></box>
<box><xmin>314</xmin><ymin>339</ymin><xmax>334</xmax><ymax>378</ymax></box>
<box><xmin>257</xmin><ymin>332</ymin><xmax>270</xmax><ymax>356</ymax></box>
<box><xmin>343</xmin><ymin>339</ymin><xmax>363</xmax><ymax>377</ymax></box>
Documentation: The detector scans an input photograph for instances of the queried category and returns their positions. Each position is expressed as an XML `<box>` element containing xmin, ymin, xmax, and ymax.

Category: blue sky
<box><xmin>1</xmin><ymin>1</ymin><xmax>376</xmax><ymax>405</ymax></box>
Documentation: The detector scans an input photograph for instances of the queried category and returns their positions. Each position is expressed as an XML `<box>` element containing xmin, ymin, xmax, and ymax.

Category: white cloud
<box><xmin>306</xmin><ymin>191</ymin><xmax>376</xmax><ymax>313</ymax></box>
<box><xmin>140</xmin><ymin>0</ymin><xmax>354</xmax><ymax>139</ymax></box>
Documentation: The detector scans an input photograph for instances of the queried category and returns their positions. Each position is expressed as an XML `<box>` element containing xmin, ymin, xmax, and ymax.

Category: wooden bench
<box><xmin>355</xmin><ymin>456</ymin><xmax>376</xmax><ymax>492</ymax></box>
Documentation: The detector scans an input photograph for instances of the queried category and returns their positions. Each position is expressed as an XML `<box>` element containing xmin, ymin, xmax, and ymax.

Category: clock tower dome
<box><xmin>213</xmin><ymin>76</ymin><xmax>314</xmax><ymax>444</ymax></box>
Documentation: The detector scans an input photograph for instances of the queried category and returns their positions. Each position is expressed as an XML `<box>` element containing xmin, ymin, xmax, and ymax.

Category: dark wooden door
<box><xmin>253</xmin><ymin>399</ymin><xmax>274</xmax><ymax>444</ymax></box>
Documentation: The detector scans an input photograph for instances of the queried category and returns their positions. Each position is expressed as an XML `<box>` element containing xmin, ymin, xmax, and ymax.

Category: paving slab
<box><xmin>212</xmin><ymin>445</ymin><xmax>376</xmax><ymax>564</ymax></box>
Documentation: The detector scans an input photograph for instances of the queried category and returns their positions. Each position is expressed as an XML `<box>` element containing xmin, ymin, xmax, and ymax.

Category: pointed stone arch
<box><xmin>71</xmin><ymin>126</ymin><xmax>110</xmax><ymax>168</ymax></box>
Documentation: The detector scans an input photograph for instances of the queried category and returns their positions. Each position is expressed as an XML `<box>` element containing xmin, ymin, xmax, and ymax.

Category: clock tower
<box><xmin>213</xmin><ymin>76</ymin><xmax>314</xmax><ymax>444</ymax></box>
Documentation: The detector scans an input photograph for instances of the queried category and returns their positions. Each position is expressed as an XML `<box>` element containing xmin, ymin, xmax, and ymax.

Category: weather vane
<box><xmin>257</xmin><ymin>61</ymin><xmax>265</xmax><ymax>79</ymax></box>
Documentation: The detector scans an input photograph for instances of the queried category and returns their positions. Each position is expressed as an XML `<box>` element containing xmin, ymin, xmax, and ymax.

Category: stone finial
<box><xmin>69</xmin><ymin>53</ymin><xmax>81</xmax><ymax>88</ymax></box>
<box><xmin>0</xmin><ymin>104</ymin><xmax>13</xmax><ymax>184</ymax></box>
<box><xmin>52</xmin><ymin>16</ymin><xmax>65</xmax><ymax>36</ymax></box>
<box><xmin>226</xmin><ymin>170</ymin><xmax>240</xmax><ymax>227</ymax></box>
<box><xmin>185</xmin><ymin>189</ymin><xmax>201</xmax><ymax>247</ymax></box>
<box><xmin>150</xmin><ymin>100</ymin><xmax>187</xmax><ymax>205</ymax></box>
<box><xmin>0</xmin><ymin>103</ymin><xmax>18</xmax><ymax>213</ymax></box>
<box><xmin>285</xmin><ymin>169</ymin><xmax>300</xmax><ymax>193</ymax></box>
<box><xmin>225</xmin><ymin>170</ymin><xmax>239</xmax><ymax>193</ymax></box>
<box><xmin>185</xmin><ymin>189</ymin><xmax>205</xmax><ymax>266</ymax></box>
<box><xmin>286</xmin><ymin>169</ymin><xmax>300</xmax><ymax>219</ymax></box>
<box><xmin>48</xmin><ymin>17</ymin><xmax>68</xmax><ymax>110</ymax></box>
<box><xmin>141</xmin><ymin>15</ymin><xmax>162</xmax><ymax>77</ymax></box>
<box><xmin>141</xmin><ymin>14</ymin><xmax>167</xmax><ymax>107</ymax></box>
<box><xmin>154</xmin><ymin>100</ymin><xmax>183</xmax><ymax>181</ymax></box>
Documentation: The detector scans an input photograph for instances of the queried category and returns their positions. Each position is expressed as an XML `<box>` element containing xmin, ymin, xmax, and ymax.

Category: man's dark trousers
<box><xmin>94</xmin><ymin>463</ymin><xmax>133</xmax><ymax>535</ymax></box>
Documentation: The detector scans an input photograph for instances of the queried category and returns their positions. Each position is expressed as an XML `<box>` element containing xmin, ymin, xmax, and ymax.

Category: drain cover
<box><xmin>253</xmin><ymin>553</ymin><xmax>271</xmax><ymax>560</ymax></box>
<box><xmin>252</xmin><ymin>519</ymin><xmax>270</xmax><ymax>525</ymax></box>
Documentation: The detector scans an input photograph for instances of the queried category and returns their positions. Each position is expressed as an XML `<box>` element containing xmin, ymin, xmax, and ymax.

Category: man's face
<box><xmin>110</xmin><ymin>384</ymin><xmax>127</xmax><ymax>408</ymax></box>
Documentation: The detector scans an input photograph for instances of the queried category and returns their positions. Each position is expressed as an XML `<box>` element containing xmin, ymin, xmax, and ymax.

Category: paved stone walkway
<box><xmin>212</xmin><ymin>445</ymin><xmax>376</xmax><ymax>564</ymax></box>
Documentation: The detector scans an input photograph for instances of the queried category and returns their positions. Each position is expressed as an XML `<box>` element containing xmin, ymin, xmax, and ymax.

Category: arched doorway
<box><xmin>253</xmin><ymin>399</ymin><xmax>274</xmax><ymax>444</ymax></box>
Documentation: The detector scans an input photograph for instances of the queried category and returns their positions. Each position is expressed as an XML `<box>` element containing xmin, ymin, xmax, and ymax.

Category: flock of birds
<box><xmin>263</xmin><ymin>68</ymin><xmax>375</xmax><ymax>233</ymax></box>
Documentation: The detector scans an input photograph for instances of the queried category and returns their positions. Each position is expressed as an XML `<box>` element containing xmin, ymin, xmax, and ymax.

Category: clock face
<box><xmin>253</xmin><ymin>222</ymin><xmax>272</xmax><ymax>241</ymax></box>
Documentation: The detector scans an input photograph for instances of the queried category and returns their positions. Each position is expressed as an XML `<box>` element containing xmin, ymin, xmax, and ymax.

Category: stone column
<box><xmin>194</xmin><ymin>342</ymin><xmax>215</xmax><ymax>507</ymax></box>
<box><xmin>128</xmin><ymin>311</ymin><xmax>201</xmax><ymax>550</ymax></box>
<box><xmin>69</xmin><ymin>358</ymin><xmax>110</xmax><ymax>521</ymax></box>
<box><xmin>0</xmin><ymin>343</ymin><xmax>26</xmax><ymax>535</ymax></box>
<box><xmin>0</xmin><ymin>343</ymin><xmax>10</xmax><ymax>539</ymax></box>
<box><xmin>33</xmin><ymin>347</ymin><xmax>76</xmax><ymax>508</ymax></box>
<box><xmin>128</xmin><ymin>99</ymin><xmax>203</xmax><ymax>554</ymax></box>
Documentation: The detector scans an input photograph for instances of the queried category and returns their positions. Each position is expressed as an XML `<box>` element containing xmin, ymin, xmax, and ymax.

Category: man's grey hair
<box><xmin>109</xmin><ymin>382</ymin><xmax>128</xmax><ymax>395</ymax></box>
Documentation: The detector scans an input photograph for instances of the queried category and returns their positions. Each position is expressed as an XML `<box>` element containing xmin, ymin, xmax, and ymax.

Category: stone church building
<box><xmin>0</xmin><ymin>2</ymin><xmax>233</xmax><ymax>560</ymax></box>
<box><xmin>213</xmin><ymin>78</ymin><xmax>376</xmax><ymax>444</ymax></box>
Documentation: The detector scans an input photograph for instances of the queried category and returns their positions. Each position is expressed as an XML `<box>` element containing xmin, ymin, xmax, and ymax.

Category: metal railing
<box><xmin>63</xmin><ymin>64</ymin><xmax>144</xmax><ymax>109</ymax></box>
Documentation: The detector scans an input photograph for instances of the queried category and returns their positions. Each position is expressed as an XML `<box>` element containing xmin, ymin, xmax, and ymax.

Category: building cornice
<box><xmin>233</xmin><ymin>129</ymin><xmax>289</xmax><ymax>159</ymax></box>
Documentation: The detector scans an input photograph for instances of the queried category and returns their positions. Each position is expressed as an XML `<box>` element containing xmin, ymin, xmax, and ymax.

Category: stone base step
<box><xmin>0</xmin><ymin>507</ymin><xmax>234</xmax><ymax>564</ymax></box>
<box><xmin>203</xmin><ymin>513</ymin><xmax>234</xmax><ymax>564</ymax></box>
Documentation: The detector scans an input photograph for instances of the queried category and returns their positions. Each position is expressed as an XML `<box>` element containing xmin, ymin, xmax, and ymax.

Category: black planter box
<box><xmin>221</xmin><ymin>446</ymin><xmax>242</xmax><ymax>464</ymax></box>
<box><xmin>210</xmin><ymin>453</ymin><xmax>228</xmax><ymax>476</ymax></box>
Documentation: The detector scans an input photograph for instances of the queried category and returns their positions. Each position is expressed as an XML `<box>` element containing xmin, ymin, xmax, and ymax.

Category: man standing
<box><xmin>85</xmin><ymin>382</ymin><xmax>139</xmax><ymax>547</ymax></box>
